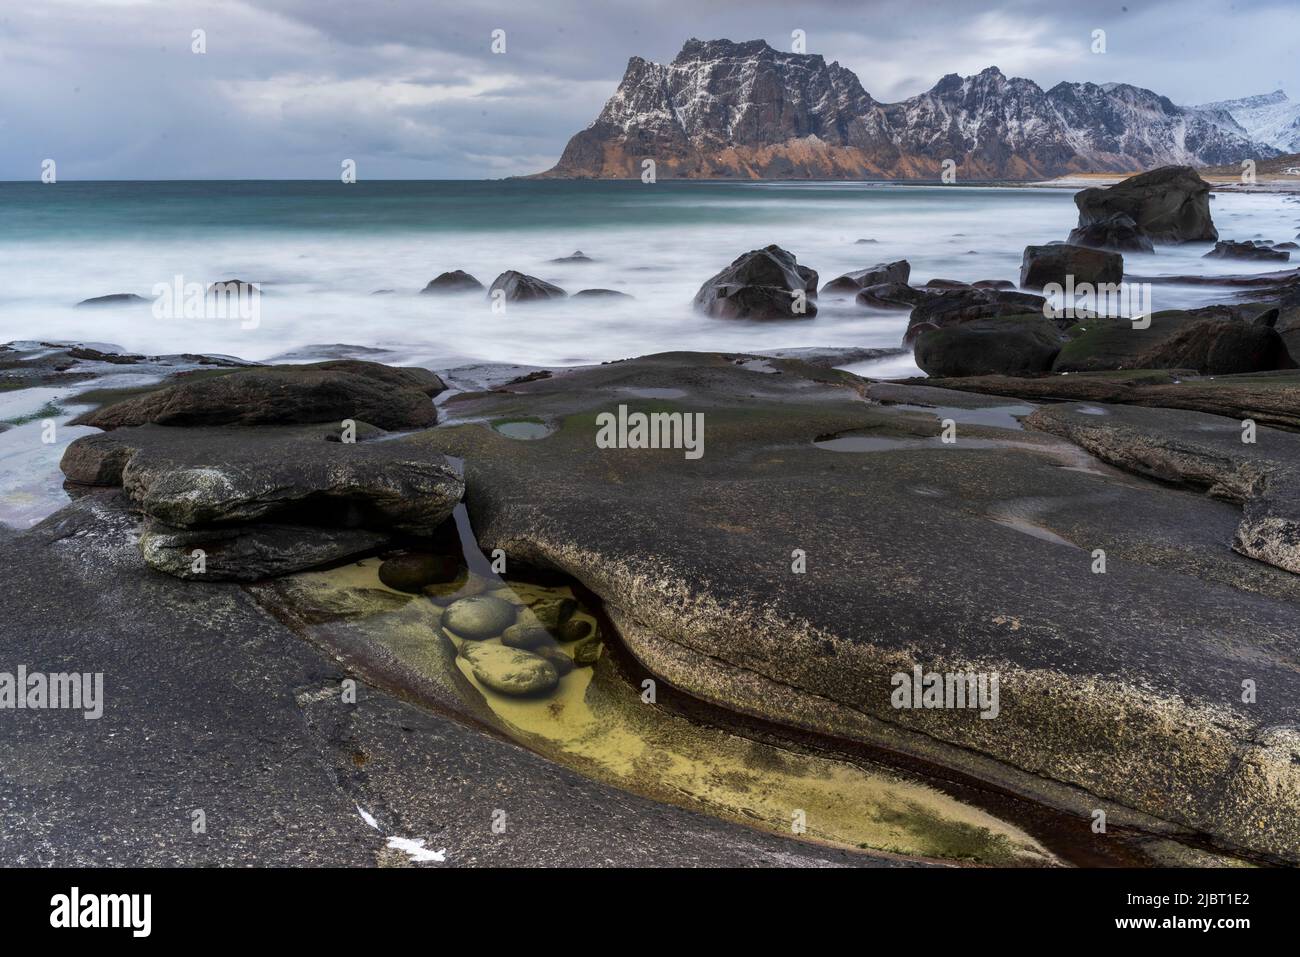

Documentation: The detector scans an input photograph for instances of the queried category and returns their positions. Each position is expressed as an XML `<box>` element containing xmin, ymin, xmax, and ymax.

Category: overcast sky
<box><xmin>2</xmin><ymin>0</ymin><xmax>1297</xmax><ymax>180</ymax></box>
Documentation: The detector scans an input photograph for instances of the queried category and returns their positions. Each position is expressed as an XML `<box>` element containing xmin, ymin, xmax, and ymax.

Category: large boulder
<box><xmin>903</xmin><ymin>287</ymin><xmax>1046</xmax><ymax>344</ymax></box>
<box><xmin>1067</xmin><ymin>212</ymin><xmax>1155</xmax><ymax>253</ymax></box>
<box><xmin>1020</xmin><ymin>244</ymin><xmax>1123</xmax><ymax>290</ymax></box>
<box><xmin>73</xmin><ymin>360</ymin><xmax>444</xmax><ymax>431</ymax></box>
<box><xmin>487</xmin><ymin>271</ymin><xmax>567</xmax><ymax>302</ymax></box>
<box><xmin>1134</xmin><ymin>318</ymin><xmax>1295</xmax><ymax>375</ymax></box>
<box><xmin>1074</xmin><ymin>166</ymin><xmax>1217</xmax><ymax>244</ymax></box>
<box><xmin>822</xmin><ymin>260</ymin><xmax>910</xmax><ymax>295</ymax></box>
<box><xmin>693</xmin><ymin>245</ymin><xmax>818</xmax><ymax>320</ymax></box>
<box><xmin>912</xmin><ymin>316</ymin><xmax>1062</xmax><ymax>378</ymax></box>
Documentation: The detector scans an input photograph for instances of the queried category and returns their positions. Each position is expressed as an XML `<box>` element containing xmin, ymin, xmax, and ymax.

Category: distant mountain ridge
<box><xmin>538</xmin><ymin>38</ymin><xmax>1276</xmax><ymax>180</ymax></box>
<box><xmin>1191</xmin><ymin>90</ymin><xmax>1300</xmax><ymax>154</ymax></box>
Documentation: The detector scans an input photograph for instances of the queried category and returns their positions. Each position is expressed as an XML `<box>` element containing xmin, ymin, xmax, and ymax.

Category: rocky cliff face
<box><xmin>539</xmin><ymin>38</ymin><xmax>1273</xmax><ymax>180</ymax></box>
<box><xmin>1192</xmin><ymin>90</ymin><xmax>1300</xmax><ymax>153</ymax></box>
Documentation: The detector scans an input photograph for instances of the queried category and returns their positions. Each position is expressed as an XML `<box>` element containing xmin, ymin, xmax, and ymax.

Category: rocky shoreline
<box><xmin>2</xmin><ymin>166</ymin><xmax>1299</xmax><ymax>866</ymax></box>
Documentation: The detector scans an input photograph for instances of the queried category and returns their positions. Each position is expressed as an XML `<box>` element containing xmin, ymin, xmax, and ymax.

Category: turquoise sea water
<box><xmin>1</xmin><ymin>180</ymin><xmax>1294</xmax><ymax>371</ymax></box>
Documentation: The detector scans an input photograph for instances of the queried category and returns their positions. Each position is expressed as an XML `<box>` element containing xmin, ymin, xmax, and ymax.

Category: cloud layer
<box><xmin>3</xmin><ymin>0</ymin><xmax>1297</xmax><ymax>179</ymax></box>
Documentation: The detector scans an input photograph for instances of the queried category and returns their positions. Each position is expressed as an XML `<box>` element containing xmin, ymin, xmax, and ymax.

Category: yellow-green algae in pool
<box><xmin>286</xmin><ymin>558</ymin><xmax>1054</xmax><ymax>865</ymax></box>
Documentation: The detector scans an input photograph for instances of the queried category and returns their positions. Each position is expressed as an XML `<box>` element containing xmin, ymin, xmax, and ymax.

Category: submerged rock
<box><xmin>528</xmin><ymin>596</ymin><xmax>577</xmax><ymax>630</ymax></box>
<box><xmin>1073</xmin><ymin>166</ymin><xmax>1217</xmax><ymax>244</ymax></box>
<box><xmin>1204</xmin><ymin>240</ymin><xmax>1290</xmax><ymax>262</ymax></box>
<box><xmin>573</xmin><ymin>288</ymin><xmax>633</xmax><ymax>299</ymax></box>
<box><xmin>421</xmin><ymin>270</ymin><xmax>485</xmax><ymax>293</ymax></box>
<box><xmin>460</xmin><ymin>643</ymin><xmax>558</xmax><ymax>696</ymax></box>
<box><xmin>441</xmin><ymin>595</ymin><xmax>517</xmax><ymax>640</ymax></box>
<box><xmin>557</xmin><ymin>618</ymin><xmax>594</xmax><ymax>643</ymax></box>
<box><xmin>501</xmin><ymin>622</ymin><xmax>558</xmax><ymax>649</ymax></box>
<box><xmin>75</xmin><ymin>293</ymin><xmax>148</xmax><ymax>307</ymax></box>
<box><xmin>855</xmin><ymin>282</ymin><xmax>929</xmax><ymax>310</ymax></box>
<box><xmin>822</xmin><ymin>260</ymin><xmax>910</xmax><ymax>295</ymax></box>
<box><xmin>378</xmin><ymin>552</ymin><xmax>462</xmax><ymax>593</ymax></box>
<box><xmin>693</xmin><ymin>245</ymin><xmax>818</xmax><ymax>320</ymax></box>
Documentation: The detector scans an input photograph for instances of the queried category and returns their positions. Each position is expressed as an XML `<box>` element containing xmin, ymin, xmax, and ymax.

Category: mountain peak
<box><xmin>540</xmin><ymin>39</ymin><xmax>1273</xmax><ymax>179</ymax></box>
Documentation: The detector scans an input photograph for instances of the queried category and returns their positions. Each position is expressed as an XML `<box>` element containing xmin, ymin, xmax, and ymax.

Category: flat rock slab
<box><xmin>0</xmin><ymin>493</ymin><xmax>895</xmax><ymax>867</ymax></box>
<box><xmin>72</xmin><ymin>360</ymin><xmax>444</xmax><ymax>431</ymax></box>
<box><xmin>409</xmin><ymin>351</ymin><xmax>1300</xmax><ymax>862</ymax></box>
<box><xmin>1024</xmin><ymin>400</ymin><xmax>1300</xmax><ymax>575</ymax></box>
<box><xmin>62</xmin><ymin>424</ymin><xmax>463</xmax><ymax>534</ymax></box>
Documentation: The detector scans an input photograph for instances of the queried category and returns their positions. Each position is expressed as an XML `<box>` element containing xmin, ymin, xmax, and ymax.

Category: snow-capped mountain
<box><xmin>538</xmin><ymin>38</ymin><xmax>1275</xmax><ymax>179</ymax></box>
<box><xmin>1191</xmin><ymin>90</ymin><xmax>1300</xmax><ymax>153</ymax></box>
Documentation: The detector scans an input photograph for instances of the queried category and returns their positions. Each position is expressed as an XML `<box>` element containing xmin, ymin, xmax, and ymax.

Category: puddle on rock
<box><xmin>890</xmin><ymin>403</ymin><xmax>1035</xmax><ymax>431</ymax></box>
<box><xmin>266</xmin><ymin>542</ymin><xmax>1055</xmax><ymax>866</ymax></box>
<box><xmin>490</xmin><ymin>418</ymin><xmax>555</xmax><ymax>440</ymax></box>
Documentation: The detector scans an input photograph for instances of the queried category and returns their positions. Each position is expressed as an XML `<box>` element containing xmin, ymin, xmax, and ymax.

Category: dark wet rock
<box><xmin>573</xmin><ymin>288</ymin><xmax>633</xmax><ymax>299</ymax></box>
<box><xmin>140</xmin><ymin>520</ymin><xmax>388</xmax><ymax>581</ymax></box>
<box><xmin>532</xmin><ymin>644</ymin><xmax>576</xmax><ymax>675</ymax></box>
<box><xmin>913</xmin><ymin>316</ymin><xmax>1063</xmax><ymax>378</ymax></box>
<box><xmin>421</xmin><ymin>270</ymin><xmax>485</xmax><ymax>294</ymax></box>
<box><xmin>67</xmin><ymin>347</ymin><xmax>145</xmax><ymax>364</ymax></box>
<box><xmin>854</xmin><ymin>238</ymin><xmax>879</xmax><ymax>244</ymax></box>
<box><xmin>922</xmin><ymin>278</ymin><xmax>969</xmax><ymax>289</ymax></box>
<box><xmin>972</xmin><ymin>279</ymin><xmax>1016</xmax><ymax>290</ymax></box>
<box><xmin>75</xmin><ymin>293</ymin><xmax>147</xmax><ymax>307</ymax></box>
<box><xmin>1205</xmin><ymin>240</ymin><xmax>1290</xmax><ymax>262</ymax></box>
<box><xmin>1052</xmin><ymin>309</ymin><xmax>1296</xmax><ymax>375</ymax></box>
<box><xmin>822</xmin><ymin>260</ymin><xmax>910</xmax><ymax>295</ymax></box>
<box><xmin>72</xmin><ymin>360</ymin><xmax>443</xmax><ymax>431</ymax></box>
<box><xmin>549</xmin><ymin>251</ymin><xmax>594</xmax><ymax>263</ymax></box>
<box><xmin>903</xmin><ymin>287</ymin><xmax>1047</xmax><ymax>343</ymax></box>
<box><xmin>501</xmin><ymin>622</ymin><xmax>558</xmax><ymax>650</ymax></box>
<box><xmin>572</xmin><ymin>636</ymin><xmax>602</xmax><ymax>667</ymax></box>
<box><xmin>370</xmin><ymin>289</ymin><xmax>396</xmax><ymax>295</ymax></box>
<box><xmin>855</xmin><ymin>282</ymin><xmax>930</xmax><ymax>311</ymax></box>
<box><xmin>529</xmin><ymin>596</ymin><xmax>577</xmax><ymax>630</ymax></box>
<box><xmin>1132</xmin><ymin>318</ymin><xmax>1294</xmax><ymax>375</ymax></box>
<box><xmin>460</xmin><ymin>643</ymin><xmax>558</xmax><ymax>696</ymax></box>
<box><xmin>1073</xmin><ymin>166</ymin><xmax>1217</xmax><ymax>244</ymax></box>
<box><xmin>693</xmin><ymin>245</ymin><xmax>818</xmax><ymax>320</ymax></box>
<box><xmin>1274</xmin><ymin>241</ymin><xmax>1299</xmax><ymax>251</ymax></box>
<box><xmin>440</xmin><ymin>595</ymin><xmax>517</xmax><ymax>640</ymax></box>
<box><xmin>487</xmin><ymin>271</ymin><xmax>567</xmax><ymax>302</ymax></box>
<box><xmin>1019</xmin><ymin>244</ymin><xmax>1123</xmax><ymax>290</ymax></box>
<box><xmin>408</xmin><ymin>351</ymin><xmax>1300</xmax><ymax>861</ymax></box>
<box><xmin>378</xmin><ymin>552</ymin><xmax>461</xmax><ymax>593</ymax></box>
<box><xmin>60</xmin><ymin>424</ymin><xmax>463</xmax><ymax>536</ymax></box>
<box><xmin>558</xmin><ymin>618</ymin><xmax>594</xmax><ymax>643</ymax></box>
<box><xmin>1067</xmin><ymin>212</ymin><xmax>1155</xmax><ymax>253</ymax></box>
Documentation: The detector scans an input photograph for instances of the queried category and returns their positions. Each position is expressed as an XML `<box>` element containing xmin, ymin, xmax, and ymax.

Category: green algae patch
<box><xmin>266</xmin><ymin>557</ymin><xmax>1055</xmax><ymax>866</ymax></box>
<box><xmin>490</xmin><ymin>417</ymin><xmax>555</xmax><ymax>440</ymax></box>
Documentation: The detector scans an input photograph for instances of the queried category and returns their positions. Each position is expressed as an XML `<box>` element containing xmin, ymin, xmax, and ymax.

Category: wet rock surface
<box><xmin>1073</xmin><ymin>166</ymin><xmax>1217</xmax><ymax>244</ymax></box>
<box><xmin>693</xmin><ymin>245</ymin><xmax>818</xmax><ymax>319</ymax></box>
<box><xmin>409</xmin><ymin>351</ymin><xmax>1300</xmax><ymax>862</ymax></box>
<box><xmin>0</xmin><ymin>493</ymin><xmax>888</xmax><ymax>867</ymax></box>
<box><xmin>487</xmin><ymin>270</ymin><xmax>567</xmax><ymax>302</ymax></box>
<box><xmin>72</xmin><ymin>360</ymin><xmax>444</xmax><ymax>431</ymax></box>
<box><xmin>1019</xmin><ymin>244</ymin><xmax>1122</xmax><ymax>290</ymax></box>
